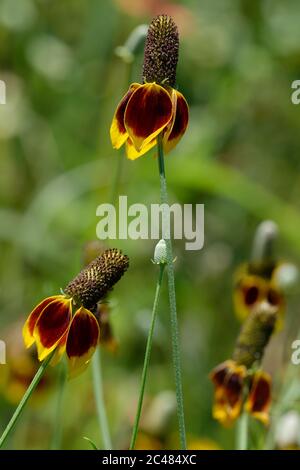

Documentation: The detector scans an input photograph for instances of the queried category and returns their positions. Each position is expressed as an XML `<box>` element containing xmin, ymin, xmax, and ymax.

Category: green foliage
<box><xmin>0</xmin><ymin>0</ymin><xmax>300</xmax><ymax>450</ymax></box>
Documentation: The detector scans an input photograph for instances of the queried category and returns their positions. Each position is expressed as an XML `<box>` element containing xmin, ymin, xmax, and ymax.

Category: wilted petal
<box><xmin>110</xmin><ymin>83</ymin><xmax>141</xmax><ymax>149</ymax></box>
<box><xmin>163</xmin><ymin>90</ymin><xmax>189</xmax><ymax>153</ymax></box>
<box><xmin>66</xmin><ymin>307</ymin><xmax>100</xmax><ymax>378</ymax></box>
<box><xmin>34</xmin><ymin>298</ymin><xmax>72</xmax><ymax>361</ymax></box>
<box><xmin>126</xmin><ymin>136</ymin><xmax>157</xmax><ymax>160</ymax></box>
<box><xmin>124</xmin><ymin>83</ymin><xmax>173</xmax><ymax>151</ymax></box>
<box><xmin>245</xmin><ymin>371</ymin><xmax>271</xmax><ymax>425</ymax></box>
<box><xmin>23</xmin><ymin>296</ymin><xmax>64</xmax><ymax>348</ymax></box>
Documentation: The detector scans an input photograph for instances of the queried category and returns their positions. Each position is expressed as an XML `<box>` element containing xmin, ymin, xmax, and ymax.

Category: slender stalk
<box><xmin>156</xmin><ymin>134</ymin><xmax>187</xmax><ymax>450</ymax></box>
<box><xmin>92</xmin><ymin>60</ymin><xmax>133</xmax><ymax>451</ymax></box>
<box><xmin>236</xmin><ymin>412</ymin><xmax>249</xmax><ymax>450</ymax></box>
<box><xmin>130</xmin><ymin>264</ymin><xmax>165</xmax><ymax>450</ymax></box>
<box><xmin>92</xmin><ymin>348</ymin><xmax>112</xmax><ymax>450</ymax></box>
<box><xmin>50</xmin><ymin>361</ymin><xmax>67</xmax><ymax>449</ymax></box>
<box><xmin>0</xmin><ymin>351</ymin><xmax>54</xmax><ymax>449</ymax></box>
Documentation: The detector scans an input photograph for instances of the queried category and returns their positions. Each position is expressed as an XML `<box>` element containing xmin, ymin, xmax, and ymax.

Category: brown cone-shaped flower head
<box><xmin>233</xmin><ymin>302</ymin><xmax>277</xmax><ymax>369</ymax></box>
<box><xmin>110</xmin><ymin>15</ymin><xmax>188</xmax><ymax>159</ymax></box>
<box><xmin>143</xmin><ymin>15</ymin><xmax>179</xmax><ymax>87</ymax></box>
<box><xmin>23</xmin><ymin>249</ymin><xmax>129</xmax><ymax>377</ymax></box>
<box><xmin>64</xmin><ymin>249</ymin><xmax>129</xmax><ymax>309</ymax></box>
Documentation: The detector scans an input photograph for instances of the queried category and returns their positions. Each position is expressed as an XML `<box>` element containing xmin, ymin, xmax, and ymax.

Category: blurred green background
<box><xmin>1</xmin><ymin>0</ymin><xmax>300</xmax><ymax>450</ymax></box>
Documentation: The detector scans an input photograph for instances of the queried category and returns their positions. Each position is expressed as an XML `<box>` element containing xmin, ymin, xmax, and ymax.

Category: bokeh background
<box><xmin>1</xmin><ymin>0</ymin><xmax>300</xmax><ymax>450</ymax></box>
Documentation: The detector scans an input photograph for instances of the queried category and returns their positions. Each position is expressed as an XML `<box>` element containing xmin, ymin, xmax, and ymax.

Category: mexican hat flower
<box><xmin>110</xmin><ymin>15</ymin><xmax>189</xmax><ymax>160</ymax></box>
<box><xmin>210</xmin><ymin>302</ymin><xmax>276</xmax><ymax>426</ymax></box>
<box><xmin>233</xmin><ymin>260</ymin><xmax>285</xmax><ymax>330</ymax></box>
<box><xmin>22</xmin><ymin>249</ymin><xmax>129</xmax><ymax>377</ymax></box>
<box><xmin>210</xmin><ymin>361</ymin><xmax>271</xmax><ymax>427</ymax></box>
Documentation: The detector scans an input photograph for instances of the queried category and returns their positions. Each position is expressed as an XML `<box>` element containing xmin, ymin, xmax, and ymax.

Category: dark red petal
<box><xmin>125</xmin><ymin>83</ymin><xmax>173</xmax><ymax>151</ymax></box>
<box><xmin>210</xmin><ymin>362</ymin><xmax>229</xmax><ymax>386</ymax></box>
<box><xmin>23</xmin><ymin>296</ymin><xmax>63</xmax><ymax>348</ymax></box>
<box><xmin>163</xmin><ymin>90</ymin><xmax>189</xmax><ymax>153</ymax></box>
<box><xmin>225</xmin><ymin>372</ymin><xmax>244</xmax><ymax>407</ymax></box>
<box><xmin>249</xmin><ymin>374</ymin><xmax>271</xmax><ymax>413</ymax></box>
<box><xmin>66</xmin><ymin>307</ymin><xmax>99</xmax><ymax>358</ymax></box>
<box><xmin>34</xmin><ymin>298</ymin><xmax>72</xmax><ymax>360</ymax></box>
<box><xmin>110</xmin><ymin>83</ymin><xmax>140</xmax><ymax>149</ymax></box>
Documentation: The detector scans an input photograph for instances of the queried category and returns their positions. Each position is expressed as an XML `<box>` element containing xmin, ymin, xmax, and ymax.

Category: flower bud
<box><xmin>153</xmin><ymin>239</ymin><xmax>167</xmax><ymax>265</ymax></box>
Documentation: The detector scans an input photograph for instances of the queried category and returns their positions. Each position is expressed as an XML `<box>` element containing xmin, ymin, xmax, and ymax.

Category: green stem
<box><xmin>130</xmin><ymin>264</ymin><xmax>165</xmax><ymax>450</ymax></box>
<box><xmin>50</xmin><ymin>361</ymin><xmax>67</xmax><ymax>450</ymax></box>
<box><xmin>92</xmin><ymin>348</ymin><xmax>112</xmax><ymax>450</ymax></box>
<box><xmin>236</xmin><ymin>412</ymin><xmax>249</xmax><ymax>450</ymax></box>
<box><xmin>157</xmin><ymin>135</ymin><xmax>187</xmax><ymax>450</ymax></box>
<box><xmin>0</xmin><ymin>351</ymin><xmax>54</xmax><ymax>449</ymax></box>
<box><xmin>92</xmin><ymin>60</ymin><xmax>134</xmax><ymax>450</ymax></box>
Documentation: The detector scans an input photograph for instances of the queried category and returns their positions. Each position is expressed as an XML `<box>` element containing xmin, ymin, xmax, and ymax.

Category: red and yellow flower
<box><xmin>210</xmin><ymin>298</ymin><xmax>275</xmax><ymax>427</ymax></box>
<box><xmin>110</xmin><ymin>15</ymin><xmax>189</xmax><ymax>160</ymax></box>
<box><xmin>23</xmin><ymin>297</ymin><xmax>99</xmax><ymax>378</ymax></box>
<box><xmin>22</xmin><ymin>249</ymin><xmax>129</xmax><ymax>377</ymax></box>
<box><xmin>210</xmin><ymin>360</ymin><xmax>272</xmax><ymax>426</ymax></box>
<box><xmin>110</xmin><ymin>82</ymin><xmax>188</xmax><ymax>160</ymax></box>
<box><xmin>233</xmin><ymin>261</ymin><xmax>285</xmax><ymax>330</ymax></box>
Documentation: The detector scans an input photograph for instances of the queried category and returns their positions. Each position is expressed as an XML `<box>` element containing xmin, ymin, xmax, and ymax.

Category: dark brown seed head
<box><xmin>65</xmin><ymin>249</ymin><xmax>129</xmax><ymax>309</ymax></box>
<box><xmin>233</xmin><ymin>303</ymin><xmax>277</xmax><ymax>368</ymax></box>
<box><xmin>143</xmin><ymin>15</ymin><xmax>179</xmax><ymax>87</ymax></box>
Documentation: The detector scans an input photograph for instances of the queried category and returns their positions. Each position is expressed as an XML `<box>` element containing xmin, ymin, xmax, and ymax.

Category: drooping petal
<box><xmin>50</xmin><ymin>332</ymin><xmax>68</xmax><ymax>367</ymax></box>
<box><xmin>210</xmin><ymin>360</ymin><xmax>246</xmax><ymax>426</ymax></box>
<box><xmin>23</xmin><ymin>296</ymin><xmax>64</xmax><ymax>348</ymax></box>
<box><xmin>66</xmin><ymin>307</ymin><xmax>100</xmax><ymax>378</ymax></box>
<box><xmin>33</xmin><ymin>298</ymin><xmax>72</xmax><ymax>361</ymax></box>
<box><xmin>124</xmin><ymin>83</ymin><xmax>173</xmax><ymax>151</ymax></box>
<box><xmin>110</xmin><ymin>83</ymin><xmax>141</xmax><ymax>149</ymax></box>
<box><xmin>125</xmin><ymin>136</ymin><xmax>157</xmax><ymax>160</ymax></box>
<box><xmin>163</xmin><ymin>90</ymin><xmax>189</xmax><ymax>154</ymax></box>
<box><xmin>245</xmin><ymin>371</ymin><xmax>271</xmax><ymax>425</ymax></box>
